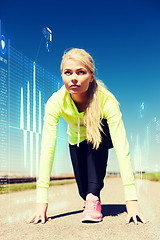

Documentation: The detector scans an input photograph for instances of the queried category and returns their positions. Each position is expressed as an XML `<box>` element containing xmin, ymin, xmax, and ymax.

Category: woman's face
<box><xmin>61</xmin><ymin>58</ymin><xmax>94</xmax><ymax>97</ymax></box>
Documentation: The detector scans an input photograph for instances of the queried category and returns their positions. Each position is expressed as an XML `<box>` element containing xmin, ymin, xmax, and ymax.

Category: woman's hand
<box><xmin>25</xmin><ymin>203</ymin><xmax>50</xmax><ymax>224</ymax></box>
<box><xmin>126</xmin><ymin>200</ymin><xmax>149</xmax><ymax>225</ymax></box>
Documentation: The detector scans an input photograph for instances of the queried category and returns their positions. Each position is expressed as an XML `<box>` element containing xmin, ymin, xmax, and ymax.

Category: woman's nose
<box><xmin>71</xmin><ymin>78</ymin><xmax>78</xmax><ymax>84</ymax></box>
<box><xmin>71</xmin><ymin>73</ymin><xmax>78</xmax><ymax>83</ymax></box>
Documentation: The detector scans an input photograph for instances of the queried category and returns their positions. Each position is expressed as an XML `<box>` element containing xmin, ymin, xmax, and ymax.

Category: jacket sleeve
<box><xmin>36</xmin><ymin>95</ymin><xmax>60</xmax><ymax>203</ymax></box>
<box><xmin>104</xmin><ymin>99</ymin><xmax>137</xmax><ymax>201</ymax></box>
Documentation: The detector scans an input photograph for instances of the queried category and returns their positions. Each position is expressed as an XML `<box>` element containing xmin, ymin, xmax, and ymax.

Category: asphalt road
<box><xmin>1</xmin><ymin>178</ymin><xmax>160</xmax><ymax>240</ymax></box>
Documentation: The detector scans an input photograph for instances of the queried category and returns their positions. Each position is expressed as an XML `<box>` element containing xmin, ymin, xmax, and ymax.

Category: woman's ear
<box><xmin>90</xmin><ymin>72</ymin><xmax>95</xmax><ymax>82</ymax></box>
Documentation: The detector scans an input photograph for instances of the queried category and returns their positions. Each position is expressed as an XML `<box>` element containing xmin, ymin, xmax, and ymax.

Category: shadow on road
<box><xmin>49</xmin><ymin>209</ymin><xmax>83</xmax><ymax>220</ymax></box>
<box><xmin>49</xmin><ymin>204</ymin><xmax>126</xmax><ymax>221</ymax></box>
<box><xmin>102</xmin><ymin>204</ymin><xmax>127</xmax><ymax>217</ymax></box>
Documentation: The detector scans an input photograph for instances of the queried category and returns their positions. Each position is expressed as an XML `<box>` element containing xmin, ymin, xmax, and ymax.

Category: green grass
<box><xmin>1</xmin><ymin>172</ymin><xmax>159</xmax><ymax>194</ymax></box>
<box><xmin>0</xmin><ymin>179</ymin><xmax>75</xmax><ymax>194</ymax></box>
<box><xmin>135</xmin><ymin>172</ymin><xmax>160</xmax><ymax>182</ymax></box>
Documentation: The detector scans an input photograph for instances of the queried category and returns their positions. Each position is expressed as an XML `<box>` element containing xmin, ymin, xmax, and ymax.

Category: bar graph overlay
<box><xmin>7</xmin><ymin>44</ymin><xmax>59</xmax><ymax>177</ymax></box>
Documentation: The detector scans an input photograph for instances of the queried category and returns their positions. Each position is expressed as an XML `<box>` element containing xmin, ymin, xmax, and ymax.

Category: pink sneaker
<box><xmin>81</xmin><ymin>193</ymin><xmax>102</xmax><ymax>222</ymax></box>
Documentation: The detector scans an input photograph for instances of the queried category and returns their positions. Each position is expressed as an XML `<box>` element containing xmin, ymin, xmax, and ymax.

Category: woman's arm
<box><xmin>104</xmin><ymin>99</ymin><xmax>148</xmax><ymax>224</ymax></box>
<box><xmin>26</xmin><ymin>94</ymin><xmax>60</xmax><ymax>224</ymax></box>
<box><xmin>37</xmin><ymin>94</ymin><xmax>60</xmax><ymax>203</ymax></box>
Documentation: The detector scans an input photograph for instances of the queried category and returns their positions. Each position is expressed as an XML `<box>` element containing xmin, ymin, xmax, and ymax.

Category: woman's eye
<box><xmin>78</xmin><ymin>70</ymin><xmax>86</xmax><ymax>75</ymax></box>
<box><xmin>64</xmin><ymin>71</ymin><xmax>71</xmax><ymax>75</ymax></box>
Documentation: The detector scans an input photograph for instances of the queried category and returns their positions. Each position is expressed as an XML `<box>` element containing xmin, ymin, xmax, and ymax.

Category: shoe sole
<box><xmin>82</xmin><ymin>215</ymin><xmax>102</xmax><ymax>223</ymax></box>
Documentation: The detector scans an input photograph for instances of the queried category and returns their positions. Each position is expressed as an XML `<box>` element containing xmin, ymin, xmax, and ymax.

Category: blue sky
<box><xmin>1</xmin><ymin>0</ymin><xmax>160</xmax><ymax>171</ymax></box>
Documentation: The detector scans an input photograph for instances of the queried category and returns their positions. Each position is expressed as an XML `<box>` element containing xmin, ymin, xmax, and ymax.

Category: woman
<box><xmin>26</xmin><ymin>48</ymin><xmax>148</xmax><ymax>224</ymax></box>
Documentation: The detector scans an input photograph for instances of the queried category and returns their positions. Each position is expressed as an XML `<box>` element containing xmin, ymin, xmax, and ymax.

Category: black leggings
<box><xmin>69</xmin><ymin>119</ymin><xmax>113</xmax><ymax>200</ymax></box>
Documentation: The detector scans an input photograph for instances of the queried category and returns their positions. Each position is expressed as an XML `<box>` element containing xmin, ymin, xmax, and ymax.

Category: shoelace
<box><xmin>85</xmin><ymin>200</ymin><xmax>98</xmax><ymax>210</ymax></box>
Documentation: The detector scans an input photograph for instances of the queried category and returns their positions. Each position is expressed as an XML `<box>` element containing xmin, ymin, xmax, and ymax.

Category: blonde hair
<box><xmin>61</xmin><ymin>48</ymin><xmax>103</xmax><ymax>149</ymax></box>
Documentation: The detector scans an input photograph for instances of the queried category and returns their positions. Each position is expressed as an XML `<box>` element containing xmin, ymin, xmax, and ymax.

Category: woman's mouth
<box><xmin>70</xmin><ymin>85</ymin><xmax>80</xmax><ymax>88</ymax></box>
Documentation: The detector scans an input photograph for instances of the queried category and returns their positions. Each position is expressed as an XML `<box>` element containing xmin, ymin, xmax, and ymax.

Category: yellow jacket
<box><xmin>37</xmin><ymin>84</ymin><xmax>137</xmax><ymax>202</ymax></box>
